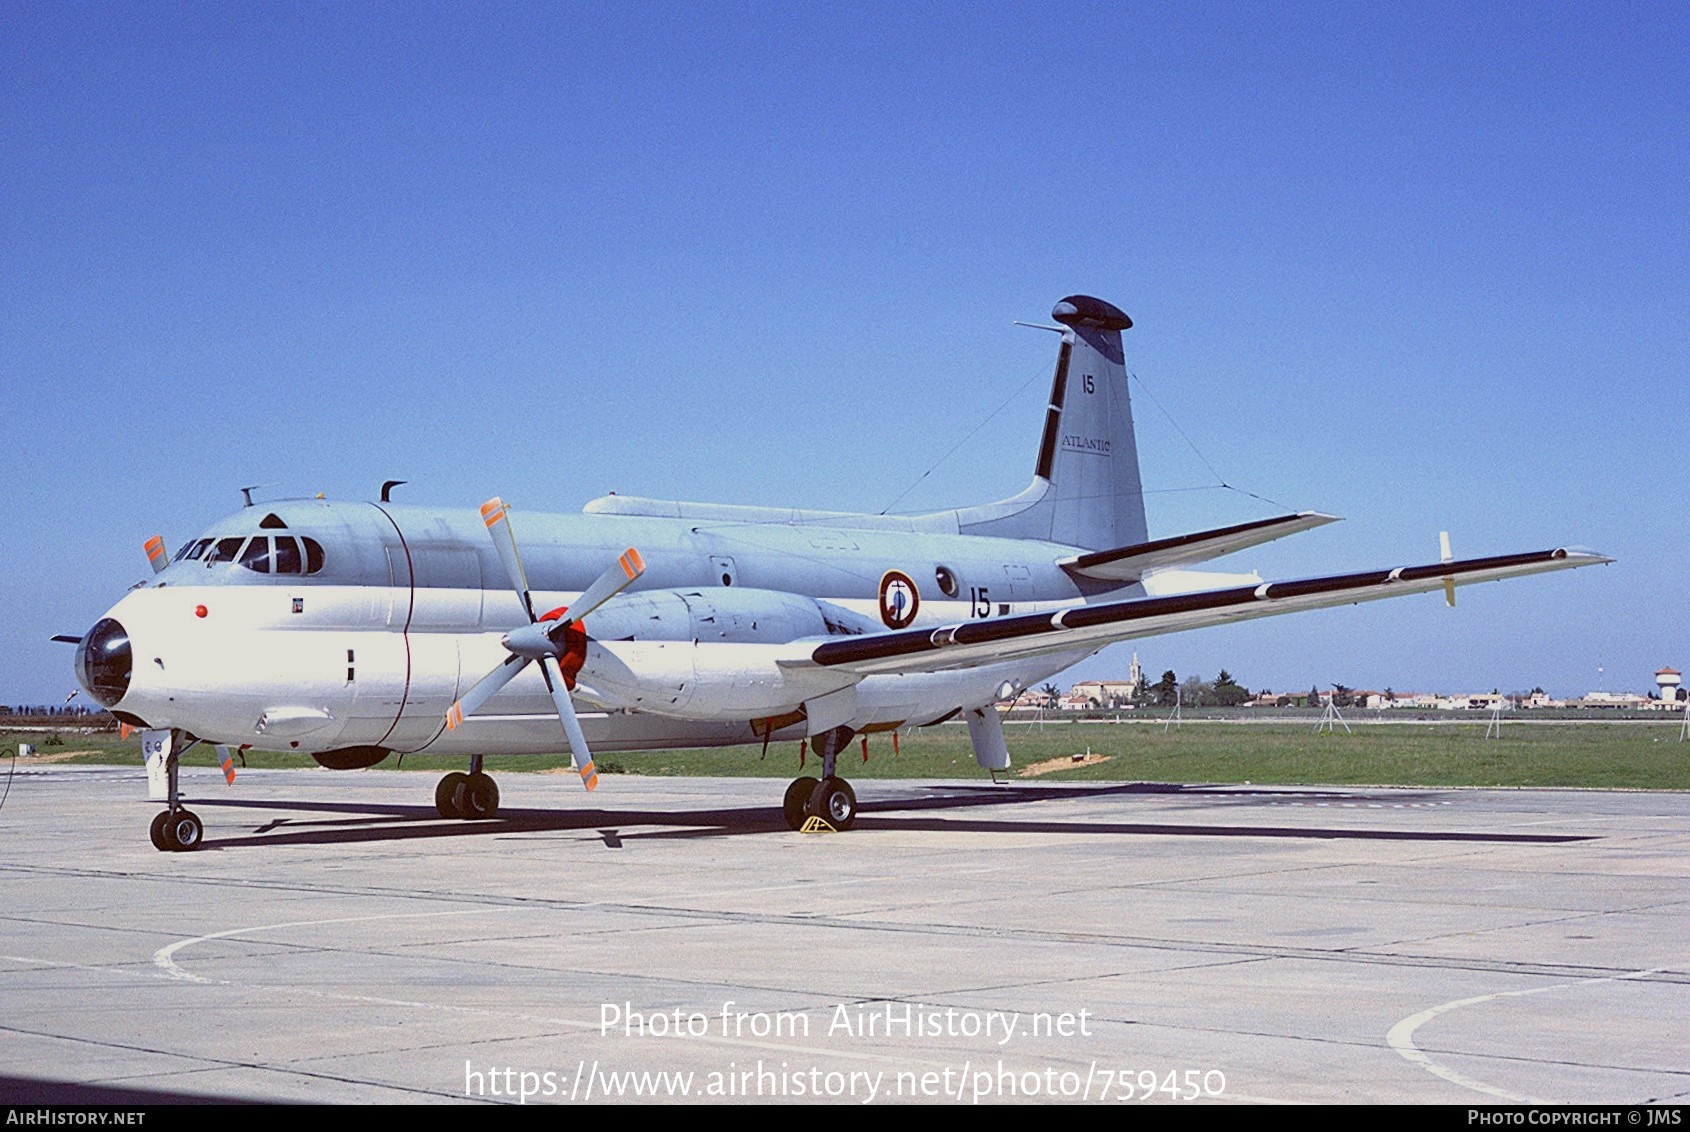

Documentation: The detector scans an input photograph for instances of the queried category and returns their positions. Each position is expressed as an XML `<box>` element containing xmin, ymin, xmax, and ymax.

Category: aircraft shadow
<box><xmin>181</xmin><ymin>781</ymin><xmax>1593</xmax><ymax>850</ymax></box>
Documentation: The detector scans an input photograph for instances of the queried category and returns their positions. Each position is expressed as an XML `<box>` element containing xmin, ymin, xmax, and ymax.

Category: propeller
<box><xmin>445</xmin><ymin>497</ymin><xmax>645</xmax><ymax>791</ymax></box>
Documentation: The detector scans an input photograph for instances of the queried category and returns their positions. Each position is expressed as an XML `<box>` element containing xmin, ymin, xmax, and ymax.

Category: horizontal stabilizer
<box><xmin>1058</xmin><ymin>512</ymin><xmax>1340</xmax><ymax>582</ymax></box>
<box><xmin>804</xmin><ymin>547</ymin><xmax>1610</xmax><ymax>678</ymax></box>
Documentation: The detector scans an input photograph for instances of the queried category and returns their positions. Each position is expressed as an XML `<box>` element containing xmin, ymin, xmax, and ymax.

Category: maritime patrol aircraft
<box><xmin>67</xmin><ymin>295</ymin><xmax>1608</xmax><ymax>850</ymax></box>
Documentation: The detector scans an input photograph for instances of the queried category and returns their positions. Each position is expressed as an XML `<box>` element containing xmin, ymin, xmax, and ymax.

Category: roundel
<box><xmin>878</xmin><ymin>570</ymin><xmax>920</xmax><ymax>629</ymax></box>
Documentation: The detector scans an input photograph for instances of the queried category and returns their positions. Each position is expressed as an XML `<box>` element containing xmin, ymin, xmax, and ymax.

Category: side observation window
<box><xmin>181</xmin><ymin>538</ymin><xmax>213</xmax><ymax>562</ymax></box>
<box><xmin>274</xmin><ymin>536</ymin><xmax>302</xmax><ymax>575</ymax></box>
<box><xmin>239</xmin><ymin>537</ymin><xmax>272</xmax><ymax>573</ymax></box>
<box><xmin>303</xmin><ymin>537</ymin><xmax>325</xmax><ymax>575</ymax></box>
<box><xmin>206</xmin><ymin>537</ymin><xmax>246</xmax><ymax>564</ymax></box>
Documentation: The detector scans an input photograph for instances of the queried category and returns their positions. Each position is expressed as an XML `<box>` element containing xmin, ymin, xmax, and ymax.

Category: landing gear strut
<box><xmin>436</xmin><ymin>755</ymin><xmax>500</xmax><ymax>819</ymax></box>
<box><xmin>783</xmin><ymin>726</ymin><xmax>858</xmax><ymax>831</ymax></box>
<box><xmin>149</xmin><ymin>728</ymin><xmax>205</xmax><ymax>851</ymax></box>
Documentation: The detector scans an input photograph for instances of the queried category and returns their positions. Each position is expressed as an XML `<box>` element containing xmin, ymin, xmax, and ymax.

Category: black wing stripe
<box><xmin>1056</xmin><ymin>586</ymin><xmax>1259</xmax><ymax>630</ymax></box>
<box><xmin>1395</xmin><ymin>548</ymin><xmax>1566</xmax><ymax>582</ymax></box>
<box><xmin>1065</xmin><ymin>513</ymin><xmax>1313</xmax><ymax>573</ymax></box>
<box><xmin>1262</xmin><ymin>569</ymin><xmax>1394</xmax><ymax>599</ymax></box>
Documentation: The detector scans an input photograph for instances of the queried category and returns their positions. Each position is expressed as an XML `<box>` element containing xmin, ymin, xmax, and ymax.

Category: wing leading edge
<box><xmin>802</xmin><ymin>548</ymin><xmax>1610</xmax><ymax>677</ymax></box>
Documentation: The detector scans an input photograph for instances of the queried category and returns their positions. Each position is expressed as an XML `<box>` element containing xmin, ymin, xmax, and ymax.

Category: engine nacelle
<box><xmin>574</xmin><ymin>639</ymin><xmax>856</xmax><ymax>721</ymax></box>
<box><xmin>589</xmin><ymin>588</ymin><xmax>875</xmax><ymax>645</ymax></box>
<box><xmin>563</xmin><ymin>588</ymin><xmax>876</xmax><ymax>720</ymax></box>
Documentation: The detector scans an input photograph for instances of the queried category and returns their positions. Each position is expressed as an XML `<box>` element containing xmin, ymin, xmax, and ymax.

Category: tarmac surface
<box><xmin>1</xmin><ymin>763</ymin><xmax>1686</xmax><ymax>1105</ymax></box>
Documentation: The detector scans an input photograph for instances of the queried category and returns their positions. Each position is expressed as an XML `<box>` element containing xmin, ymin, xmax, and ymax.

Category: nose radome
<box><xmin>75</xmin><ymin>617</ymin><xmax>132</xmax><ymax>709</ymax></box>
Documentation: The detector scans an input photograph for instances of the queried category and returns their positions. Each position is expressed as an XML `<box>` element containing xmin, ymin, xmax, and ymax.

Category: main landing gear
<box><xmin>783</xmin><ymin>726</ymin><xmax>859</xmax><ymax>831</ymax></box>
<box><xmin>436</xmin><ymin>754</ymin><xmax>500</xmax><ymax>819</ymax></box>
<box><xmin>149</xmin><ymin>728</ymin><xmax>205</xmax><ymax>851</ymax></box>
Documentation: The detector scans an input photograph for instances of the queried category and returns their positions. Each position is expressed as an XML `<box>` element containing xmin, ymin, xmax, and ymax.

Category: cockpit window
<box><xmin>259</xmin><ymin>513</ymin><xmax>289</xmax><ymax>530</ymax></box>
<box><xmin>239</xmin><ymin>537</ymin><xmax>272</xmax><ymax>574</ymax></box>
<box><xmin>206</xmin><ymin>537</ymin><xmax>246</xmax><ymax>564</ymax></box>
<box><xmin>243</xmin><ymin>535</ymin><xmax>324</xmax><ymax>575</ymax></box>
<box><xmin>274</xmin><ymin>536</ymin><xmax>302</xmax><ymax>574</ymax></box>
<box><xmin>199</xmin><ymin>533</ymin><xmax>325</xmax><ymax>576</ymax></box>
<box><xmin>176</xmin><ymin>538</ymin><xmax>213</xmax><ymax>562</ymax></box>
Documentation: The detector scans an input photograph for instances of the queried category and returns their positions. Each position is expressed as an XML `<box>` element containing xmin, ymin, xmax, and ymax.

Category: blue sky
<box><xmin>3</xmin><ymin>2</ymin><xmax>1683</xmax><ymax>705</ymax></box>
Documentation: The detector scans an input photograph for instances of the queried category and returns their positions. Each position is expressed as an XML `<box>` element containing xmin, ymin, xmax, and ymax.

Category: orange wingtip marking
<box><xmin>582</xmin><ymin>772</ymin><xmax>598</xmax><ymax>791</ymax></box>
<box><xmin>620</xmin><ymin>548</ymin><xmax>645</xmax><ymax>577</ymax></box>
<box><xmin>144</xmin><ymin>537</ymin><xmax>165</xmax><ymax>556</ymax></box>
<box><xmin>119</xmin><ymin>723</ymin><xmax>132</xmax><ymax>739</ymax></box>
<box><xmin>446</xmin><ymin>705</ymin><xmax>463</xmax><ymax>729</ymax></box>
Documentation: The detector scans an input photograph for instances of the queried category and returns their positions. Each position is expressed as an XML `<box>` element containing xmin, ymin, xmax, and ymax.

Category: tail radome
<box><xmin>957</xmin><ymin>295</ymin><xmax>1149</xmax><ymax>550</ymax></box>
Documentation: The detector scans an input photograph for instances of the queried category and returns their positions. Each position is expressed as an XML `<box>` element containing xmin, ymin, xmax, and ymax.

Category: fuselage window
<box><xmin>206</xmin><ymin>537</ymin><xmax>246</xmax><ymax>565</ymax></box>
<box><xmin>303</xmin><ymin>537</ymin><xmax>325</xmax><ymax>575</ymax></box>
<box><xmin>239</xmin><ymin>537</ymin><xmax>272</xmax><ymax>574</ymax></box>
<box><xmin>274</xmin><ymin>536</ymin><xmax>302</xmax><ymax>575</ymax></box>
<box><xmin>935</xmin><ymin>565</ymin><xmax>959</xmax><ymax>598</ymax></box>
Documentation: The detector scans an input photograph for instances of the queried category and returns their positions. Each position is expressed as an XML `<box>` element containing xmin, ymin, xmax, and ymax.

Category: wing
<box><xmin>799</xmin><ymin>548</ymin><xmax>1610</xmax><ymax>677</ymax></box>
<box><xmin>1058</xmin><ymin>512</ymin><xmax>1340</xmax><ymax>583</ymax></box>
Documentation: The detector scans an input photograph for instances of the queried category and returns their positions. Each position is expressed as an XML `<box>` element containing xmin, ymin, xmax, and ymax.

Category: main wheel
<box><xmin>818</xmin><ymin>777</ymin><xmax>857</xmax><ymax>831</ymax></box>
<box><xmin>463</xmin><ymin>772</ymin><xmax>500</xmax><ymax>818</ymax></box>
<box><xmin>167</xmin><ymin>809</ymin><xmax>204</xmax><ymax>851</ymax></box>
<box><xmin>783</xmin><ymin>776</ymin><xmax>819</xmax><ymax>830</ymax></box>
<box><xmin>436</xmin><ymin>771</ymin><xmax>469</xmax><ymax>819</ymax></box>
<box><xmin>149</xmin><ymin>810</ymin><xmax>173</xmax><ymax>851</ymax></box>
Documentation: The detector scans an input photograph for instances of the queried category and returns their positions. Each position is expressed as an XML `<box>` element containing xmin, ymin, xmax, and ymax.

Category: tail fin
<box><xmin>958</xmin><ymin>295</ymin><xmax>1148</xmax><ymax>550</ymax></box>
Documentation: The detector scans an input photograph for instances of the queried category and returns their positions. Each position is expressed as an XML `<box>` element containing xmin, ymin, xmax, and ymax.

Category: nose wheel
<box><xmin>782</xmin><ymin>727</ymin><xmax>859</xmax><ymax>831</ymax></box>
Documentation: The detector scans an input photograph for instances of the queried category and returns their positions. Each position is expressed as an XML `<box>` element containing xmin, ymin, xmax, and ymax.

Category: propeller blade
<box><xmin>480</xmin><ymin>497</ymin><xmax>536</xmax><ymax>620</ymax></box>
<box><xmin>1440</xmin><ymin>531</ymin><xmax>1456</xmax><ymax>606</ymax></box>
<box><xmin>538</xmin><ymin>655</ymin><xmax>597</xmax><ymax>791</ymax></box>
<box><xmin>216</xmin><ymin>745</ymin><xmax>236</xmax><ymax>785</ymax></box>
<box><xmin>445</xmin><ymin>653</ymin><xmax>533</xmax><ymax>729</ymax></box>
<box><xmin>144</xmin><ymin>534</ymin><xmax>168</xmax><ymax>575</ymax></box>
<box><xmin>552</xmin><ymin>548</ymin><xmax>646</xmax><ymax>630</ymax></box>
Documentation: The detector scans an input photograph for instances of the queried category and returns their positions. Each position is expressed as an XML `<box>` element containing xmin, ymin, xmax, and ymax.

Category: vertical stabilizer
<box><xmin>957</xmin><ymin>295</ymin><xmax>1148</xmax><ymax>550</ymax></box>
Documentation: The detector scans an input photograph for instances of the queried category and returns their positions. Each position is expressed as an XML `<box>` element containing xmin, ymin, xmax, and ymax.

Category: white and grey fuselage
<box><xmin>78</xmin><ymin>497</ymin><xmax>1119</xmax><ymax>758</ymax></box>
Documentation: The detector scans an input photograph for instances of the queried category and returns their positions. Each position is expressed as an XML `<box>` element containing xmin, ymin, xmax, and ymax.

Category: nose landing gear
<box><xmin>147</xmin><ymin>728</ymin><xmax>205</xmax><ymax>851</ymax></box>
<box><xmin>782</xmin><ymin>726</ymin><xmax>859</xmax><ymax>831</ymax></box>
